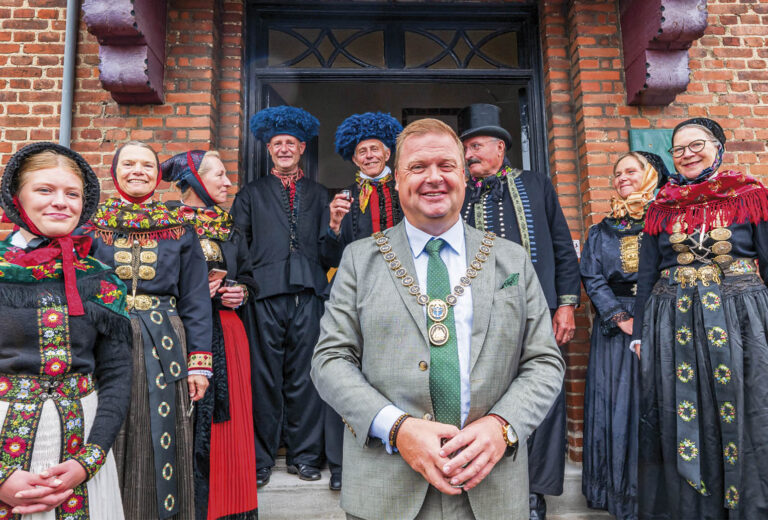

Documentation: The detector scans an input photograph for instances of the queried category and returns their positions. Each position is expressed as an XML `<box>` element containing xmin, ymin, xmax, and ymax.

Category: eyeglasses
<box><xmin>668</xmin><ymin>139</ymin><xmax>718</xmax><ymax>158</ymax></box>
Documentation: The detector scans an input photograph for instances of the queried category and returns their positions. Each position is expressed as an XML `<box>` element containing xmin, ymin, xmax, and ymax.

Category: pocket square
<box><xmin>502</xmin><ymin>273</ymin><xmax>519</xmax><ymax>288</ymax></box>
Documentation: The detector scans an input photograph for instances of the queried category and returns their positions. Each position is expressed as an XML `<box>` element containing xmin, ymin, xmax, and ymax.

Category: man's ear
<box><xmin>299</xmin><ymin>141</ymin><xmax>307</xmax><ymax>155</ymax></box>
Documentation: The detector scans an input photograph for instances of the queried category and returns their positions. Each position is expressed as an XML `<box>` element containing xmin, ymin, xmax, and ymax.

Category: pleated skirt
<box><xmin>206</xmin><ymin>310</ymin><xmax>258</xmax><ymax>520</ymax></box>
<box><xmin>113</xmin><ymin>315</ymin><xmax>195</xmax><ymax>519</ymax></box>
<box><xmin>582</xmin><ymin>296</ymin><xmax>638</xmax><ymax>520</ymax></box>
<box><xmin>0</xmin><ymin>391</ymin><xmax>124</xmax><ymax>519</ymax></box>
<box><xmin>639</xmin><ymin>276</ymin><xmax>768</xmax><ymax>520</ymax></box>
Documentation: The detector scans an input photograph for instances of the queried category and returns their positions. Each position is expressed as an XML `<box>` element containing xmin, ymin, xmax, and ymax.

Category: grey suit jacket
<box><xmin>311</xmin><ymin>221</ymin><xmax>565</xmax><ymax>520</ymax></box>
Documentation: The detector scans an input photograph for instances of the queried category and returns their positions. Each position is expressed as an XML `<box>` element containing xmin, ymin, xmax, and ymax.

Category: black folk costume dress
<box><xmin>317</xmin><ymin>168</ymin><xmax>402</xmax><ymax>475</ymax></box>
<box><xmin>580</xmin><ymin>216</ymin><xmax>643</xmax><ymax>520</ymax></box>
<box><xmin>461</xmin><ymin>161</ymin><xmax>580</xmax><ymax>496</ymax></box>
<box><xmin>0</xmin><ymin>233</ymin><xmax>132</xmax><ymax>520</ymax></box>
<box><xmin>171</xmin><ymin>203</ymin><xmax>258</xmax><ymax>520</ymax></box>
<box><xmin>633</xmin><ymin>171</ymin><xmax>768</xmax><ymax>520</ymax></box>
<box><xmin>231</xmin><ymin>173</ymin><xmax>341</xmax><ymax>472</ymax></box>
<box><xmin>84</xmin><ymin>198</ymin><xmax>212</xmax><ymax>520</ymax></box>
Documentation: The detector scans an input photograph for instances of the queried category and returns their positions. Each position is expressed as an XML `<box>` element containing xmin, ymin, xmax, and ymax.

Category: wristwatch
<box><xmin>489</xmin><ymin>414</ymin><xmax>518</xmax><ymax>447</ymax></box>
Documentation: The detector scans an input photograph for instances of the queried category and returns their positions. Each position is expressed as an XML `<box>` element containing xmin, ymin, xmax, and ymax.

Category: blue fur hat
<box><xmin>334</xmin><ymin>112</ymin><xmax>403</xmax><ymax>161</ymax></box>
<box><xmin>250</xmin><ymin>105</ymin><xmax>320</xmax><ymax>143</ymax></box>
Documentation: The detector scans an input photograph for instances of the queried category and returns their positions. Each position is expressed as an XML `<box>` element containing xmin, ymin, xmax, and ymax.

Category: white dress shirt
<box><xmin>369</xmin><ymin>216</ymin><xmax>473</xmax><ymax>453</ymax></box>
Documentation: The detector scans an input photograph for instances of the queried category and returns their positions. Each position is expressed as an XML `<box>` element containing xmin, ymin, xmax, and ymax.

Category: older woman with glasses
<box><xmin>632</xmin><ymin>118</ymin><xmax>768</xmax><ymax>519</ymax></box>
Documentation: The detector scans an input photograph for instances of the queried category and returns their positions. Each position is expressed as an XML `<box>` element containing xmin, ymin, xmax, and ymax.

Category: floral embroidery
<box><xmin>701</xmin><ymin>291</ymin><xmax>721</xmax><ymax>311</ymax></box>
<box><xmin>720</xmin><ymin>402</ymin><xmax>736</xmax><ymax>424</ymax></box>
<box><xmin>707</xmin><ymin>326</ymin><xmax>728</xmax><ymax>348</ymax></box>
<box><xmin>0</xmin><ymin>401</ymin><xmax>41</xmax><ymax>489</ymax></box>
<box><xmin>72</xmin><ymin>443</ymin><xmax>106</xmax><ymax>480</ymax></box>
<box><xmin>676</xmin><ymin>326</ymin><xmax>693</xmax><ymax>346</ymax></box>
<box><xmin>726</xmin><ymin>485</ymin><xmax>740</xmax><ymax>508</ymax></box>
<box><xmin>44</xmin><ymin>358</ymin><xmax>66</xmax><ymax>377</ymax></box>
<box><xmin>3</xmin><ymin>437</ymin><xmax>26</xmax><ymax>458</ymax></box>
<box><xmin>714</xmin><ymin>364</ymin><xmax>732</xmax><ymax>385</ymax></box>
<box><xmin>676</xmin><ymin>295</ymin><xmax>692</xmax><ymax>313</ymax></box>
<box><xmin>677</xmin><ymin>401</ymin><xmax>697</xmax><ymax>422</ymax></box>
<box><xmin>676</xmin><ymin>362</ymin><xmax>694</xmax><ymax>383</ymax></box>
<box><xmin>174</xmin><ymin>205</ymin><xmax>233</xmax><ymax>241</ymax></box>
<box><xmin>687</xmin><ymin>479</ymin><xmax>708</xmax><ymax>495</ymax></box>
<box><xmin>678</xmin><ymin>438</ymin><xmax>698</xmax><ymax>461</ymax></box>
<box><xmin>0</xmin><ymin>378</ymin><xmax>11</xmax><ymax>398</ymax></box>
<box><xmin>61</xmin><ymin>493</ymin><xmax>85</xmax><ymax>513</ymax></box>
<box><xmin>95</xmin><ymin>280</ymin><xmax>123</xmax><ymax>305</ymax></box>
<box><xmin>38</xmin><ymin>305</ymin><xmax>70</xmax><ymax>377</ymax></box>
<box><xmin>724</xmin><ymin>442</ymin><xmax>738</xmax><ymax>466</ymax></box>
<box><xmin>29</xmin><ymin>260</ymin><xmax>58</xmax><ymax>280</ymax></box>
<box><xmin>90</xmin><ymin>198</ymin><xmax>181</xmax><ymax>233</ymax></box>
<box><xmin>0</xmin><ymin>243</ymin><xmax>107</xmax><ymax>285</ymax></box>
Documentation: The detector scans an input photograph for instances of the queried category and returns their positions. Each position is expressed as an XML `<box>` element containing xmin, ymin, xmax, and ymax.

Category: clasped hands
<box><xmin>396</xmin><ymin>416</ymin><xmax>507</xmax><ymax>495</ymax></box>
<box><xmin>0</xmin><ymin>459</ymin><xmax>86</xmax><ymax>514</ymax></box>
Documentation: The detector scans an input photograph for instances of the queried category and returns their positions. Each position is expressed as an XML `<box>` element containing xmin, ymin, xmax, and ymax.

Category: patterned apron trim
<box><xmin>670</xmin><ymin>265</ymin><xmax>740</xmax><ymax>509</ymax></box>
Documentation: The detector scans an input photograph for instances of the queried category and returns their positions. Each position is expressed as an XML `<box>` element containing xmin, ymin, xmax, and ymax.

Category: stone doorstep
<box><xmin>258</xmin><ymin>458</ymin><xmax>613</xmax><ymax>519</ymax></box>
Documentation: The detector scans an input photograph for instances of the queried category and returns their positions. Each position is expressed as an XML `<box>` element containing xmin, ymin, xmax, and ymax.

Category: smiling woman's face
<box><xmin>672</xmin><ymin>126</ymin><xmax>720</xmax><ymax>180</ymax></box>
<box><xmin>17</xmin><ymin>167</ymin><xmax>83</xmax><ymax>237</ymax></box>
<box><xmin>613</xmin><ymin>155</ymin><xmax>645</xmax><ymax>199</ymax></box>
<box><xmin>115</xmin><ymin>144</ymin><xmax>159</xmax><ymax>198</ymax></box>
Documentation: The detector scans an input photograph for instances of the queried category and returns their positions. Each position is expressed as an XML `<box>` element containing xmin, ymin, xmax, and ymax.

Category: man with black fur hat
<box><xmin>458</xmin><ymin>103</ymin><xmax>581</xmax><ymax>520</ymax></box>
<box><xmin>317</xmin><ymin>112</ymin><xmax>404</xmax><ymax>491</ymax></box>
<box><xmin>231</xmin><ymin>105</ymin><xmax>342</xmax><ymax>488</ymax></box>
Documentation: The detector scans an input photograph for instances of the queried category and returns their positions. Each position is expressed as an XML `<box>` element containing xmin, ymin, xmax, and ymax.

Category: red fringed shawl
<box><xmin>645</xmin><ymin>170</ymin><xmax>768</xmax><ymax>235</ymax></box>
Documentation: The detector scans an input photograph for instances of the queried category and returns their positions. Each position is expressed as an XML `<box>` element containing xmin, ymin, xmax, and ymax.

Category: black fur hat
<box><xmin>1</xmin><ymin>142</ymin><xmax>100</xmax><ymax>231</ymax></box>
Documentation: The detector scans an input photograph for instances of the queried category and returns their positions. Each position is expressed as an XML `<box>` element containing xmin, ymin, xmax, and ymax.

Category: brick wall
<box><xmin>0</xmin><ymin>0</ymin><xmax>244</xmax><ymax>228</ymax></box>
<box><xmin>2</xmin><ymin>0</ymin><xmax>767</xmax><ymax>462</ymax></box>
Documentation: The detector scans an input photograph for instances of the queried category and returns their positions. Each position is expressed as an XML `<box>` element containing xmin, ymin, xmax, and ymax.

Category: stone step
<box><xmin>258</xmin><ymin>458</ymin><xmax>614</xmax><ymax>519</ymax></box>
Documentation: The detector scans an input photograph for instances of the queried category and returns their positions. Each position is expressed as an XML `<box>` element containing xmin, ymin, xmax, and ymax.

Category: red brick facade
<box><xmin>2</xmin><ymin>0</ymin><xmax>768</xmax><ymax>461</ymax></box>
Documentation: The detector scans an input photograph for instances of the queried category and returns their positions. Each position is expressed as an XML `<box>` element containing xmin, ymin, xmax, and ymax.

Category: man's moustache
<box><xmin>466</xmin><ymin>158</ymin><xmax>481</xmax><ymax>166</ymax></box>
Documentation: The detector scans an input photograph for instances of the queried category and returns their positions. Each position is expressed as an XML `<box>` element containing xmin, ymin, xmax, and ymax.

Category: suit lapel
<box><xmin>384</xmin><ymin>224</ymin><xmax>429</xmax><ymax>346</ymax></box>
<box><xmin>467</xmin><ymin>223</ymin><xmax>494</xmax><ymax>372</ymax></box>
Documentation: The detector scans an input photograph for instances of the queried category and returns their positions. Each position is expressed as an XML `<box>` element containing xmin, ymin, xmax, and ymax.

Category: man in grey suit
<box><xmin>311</xmin><ymin>118</ymin><xmax>565</xmax><ymax>519</ymax></box>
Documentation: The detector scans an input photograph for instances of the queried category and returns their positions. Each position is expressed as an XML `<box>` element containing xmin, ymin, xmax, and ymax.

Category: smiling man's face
<box><xmin>352</xmin><ymin>139</ymin><xmax>390</xmax><ymax>177</ymax></box>
<box><xmin>395</xmin><ymin>131</ymin><xmax>466</xmax><ymax>236</ymax></box>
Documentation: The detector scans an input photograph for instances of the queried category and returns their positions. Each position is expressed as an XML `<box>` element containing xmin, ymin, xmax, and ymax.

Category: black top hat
<box><xmin>457</xmin><ymin>103</ymin><xmax>512</xmax><ymax>148</ymax></box>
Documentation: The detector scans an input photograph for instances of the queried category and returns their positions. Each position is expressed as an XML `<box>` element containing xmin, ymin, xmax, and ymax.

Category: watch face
<box><xmin>505</xmin><ymin>426</ymin><xmax>518</xmax><ymax>445</ymax></box>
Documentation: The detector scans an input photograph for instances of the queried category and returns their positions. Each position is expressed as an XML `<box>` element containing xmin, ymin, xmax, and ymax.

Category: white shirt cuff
<box><xmin>629</xmin><ymin>340</ymin><xmax>641</xmax><ymax>354</ymax></box>
<box><xmin>368</xmin><ymin>404</ymin><xmax>406</xmax><ymax>454</ymax></box>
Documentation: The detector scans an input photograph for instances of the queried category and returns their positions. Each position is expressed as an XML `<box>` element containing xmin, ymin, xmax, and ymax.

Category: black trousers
<box><xmin>324</xmin><ymin>403</ymin><xmax>343</xmax><ymax>473</ymax></box>
<box><xmin>527</xmin><ymin>385</ymin><xmax>566</xmax><ymax>495</ymax></box>
<box><xmin>240</xmin><ymin>290</ymin><xmax>325</xmax><ymax>469</ymax></box>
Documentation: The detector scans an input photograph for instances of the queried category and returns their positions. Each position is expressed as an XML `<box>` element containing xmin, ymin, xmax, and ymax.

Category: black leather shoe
<box><xmin>329</xmin><ymin>471</ymin><xmax>342</xmax><ymax>491</ymax></box>
<box><xmin>287</xmin><ymin>463</ymin><xmax>321</xmax><ymax>481</ymax></box>
<box><xmin>257</xmin><ymin>467</ymin><xmax>271</xmax><ymax>487</ymax></box>
<box><xmin>529</xmin><ymin>493</ymin><xmax>547</xmax><ymax>520</ymax></box>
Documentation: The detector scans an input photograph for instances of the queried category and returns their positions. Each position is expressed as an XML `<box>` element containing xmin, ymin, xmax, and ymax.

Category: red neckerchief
<box><xmin>5</xmin><ymin>196</ymin><xmax>92</xmax><ymax>315</ymax></box>
<box><xmin>271</xmin><ymin>168</ymin><xmax>304</xmax><ymax>189</ymax></box>
<box><xmin>645</xmin><ymin>170</ymin><xmax>768</xmax><ymax>235</ymax></box>
<box><xmin>272</xmin><ymin>168</ymin><xmax>303</xmax><ymax>209</ymax></box>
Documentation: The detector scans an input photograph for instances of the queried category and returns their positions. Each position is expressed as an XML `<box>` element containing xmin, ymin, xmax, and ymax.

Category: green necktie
<box><xmin>424</xmin><ymin>238</ymin><xmax>462</xmax><ymax>427</ymax></box>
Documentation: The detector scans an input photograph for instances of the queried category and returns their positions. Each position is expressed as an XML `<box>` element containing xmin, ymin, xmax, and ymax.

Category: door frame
<box><xmin>243</xmin><ymin>2</ymin><xmax>547</xmax><ymax>186</ymax></box>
